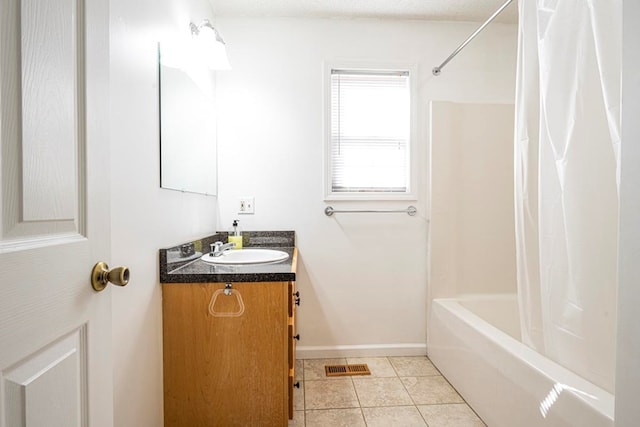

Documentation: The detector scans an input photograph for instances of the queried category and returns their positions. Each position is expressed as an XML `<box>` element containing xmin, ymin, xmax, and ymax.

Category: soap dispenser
<box><xmin>228</xmin><ymin>219</ymin><xmax>243</xmax><ymax>249</ymax></box>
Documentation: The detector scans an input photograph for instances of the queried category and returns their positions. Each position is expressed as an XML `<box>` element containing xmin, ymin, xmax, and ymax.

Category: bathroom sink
<box><xmin>200</xmin><ymin>248</ymin><xmax>289</xmax><ymax>265</ymax></box>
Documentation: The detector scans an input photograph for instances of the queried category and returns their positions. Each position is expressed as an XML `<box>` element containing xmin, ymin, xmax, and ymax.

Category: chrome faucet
<box><xmin>210</xmin><ymin>241</ymin><xmax>236</xmax><ymax>257</ymax></box>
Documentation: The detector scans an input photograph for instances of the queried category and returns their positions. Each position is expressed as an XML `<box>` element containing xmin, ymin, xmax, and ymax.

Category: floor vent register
<box><xmin>324</xmin><ymin>364</ymin><xmax>371</xmax><ymax>377</ymax></box>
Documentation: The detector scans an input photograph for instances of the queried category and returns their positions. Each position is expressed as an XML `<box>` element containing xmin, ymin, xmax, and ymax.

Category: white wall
<box><xmin>615</xmin><ymin>0</ymin><xmax>640</xmax><ymax>423</ymax></box>
<box><xmin>430</xmin><ymin>102</ymin><xmax>516</xmax><ymax>299</ymax></box>
<box><xmin>109</xmin><ymin>1</ymin><xmax>218</xmax><ymax>425</ymax></box>
<box><xmin>215</xmin><ymin>17</ymin><xmax>517</xmax><ymax>357</ymax></box>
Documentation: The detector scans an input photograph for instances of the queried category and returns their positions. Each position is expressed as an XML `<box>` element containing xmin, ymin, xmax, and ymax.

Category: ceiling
<box><xmin>209</xmin><ymin>0</ymin><xmax>518</xmax><ymax>24</ymax></box>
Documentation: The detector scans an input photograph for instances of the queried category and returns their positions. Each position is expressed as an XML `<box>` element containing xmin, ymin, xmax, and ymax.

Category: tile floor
<box><xmin>289</xmin><ymin>356</ymin><xmax>485</xmax><ymax>427</ymax></box>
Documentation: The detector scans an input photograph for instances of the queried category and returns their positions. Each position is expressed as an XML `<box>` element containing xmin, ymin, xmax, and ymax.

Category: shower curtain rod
<box><xmin>432</xmin><ymin>0</ymin><xmax>515</xmax><ymax>76</ymax></box>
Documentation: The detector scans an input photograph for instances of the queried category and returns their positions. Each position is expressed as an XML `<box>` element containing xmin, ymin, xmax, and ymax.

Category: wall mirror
<box><xmin>158</xmin><ymin>42</ymin><xmax>217</xmax><ymax>196</ymax></box>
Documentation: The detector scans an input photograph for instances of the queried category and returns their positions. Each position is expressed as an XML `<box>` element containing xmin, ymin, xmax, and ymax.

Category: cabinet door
<box><xmin>163</xmin><ymin>282</ymin><xmax>289</xmax><ymax>427</ymax></box>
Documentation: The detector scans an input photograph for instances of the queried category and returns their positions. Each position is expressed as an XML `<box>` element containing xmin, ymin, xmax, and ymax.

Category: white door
<box><xmin>0</xmin><ymin>0</ymin><xmax>113</xmax><ymax>426</ymax></box>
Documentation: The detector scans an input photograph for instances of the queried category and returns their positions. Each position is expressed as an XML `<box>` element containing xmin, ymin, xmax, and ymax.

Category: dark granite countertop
<box><xmin>159</xmin><ymin>231</ymin><xmax>296</xmax><ymax>283</ymax></box>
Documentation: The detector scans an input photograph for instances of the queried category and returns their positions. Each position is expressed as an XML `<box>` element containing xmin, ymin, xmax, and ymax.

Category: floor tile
<box><xmin>294</xmin><ymin>380</ymin><xmax>304</xmax><ymax>411</ymax></box>
<box><xmin>304</xmin><ymin>378</ymin><xmax>359</xmax><ymax>410</ymax></box>
<box><xmin>305</xmin><ymin>409</ymin><xmax>366</xmax><ymax>427</ymax></box>
<box><xmin>304</xmin><ymin>358</ymin><xmax>347</xmax><ymax>381</ymax></box>
<box><xmin>288</xmin><ymin>410</ymin><xmax>305</xmax><ymax>427</ymax></box>
<box><xmin>362</xmin><ymin>406</ymin><xmax>428</xmax><ymax>427</ymax></box>
<box><xmin>353</xmin><ymin>377</ymin><xmax>413</xmax><ymax>407</ymax></box>
<box><xmin>295</xmin><ymin>359</ymin><xmax>487</xmax><ymax>427</ymax></box>
<box><xmin>296</xmin><ymin>359</ymin><xmax>304</xmax><ymax>381</ymax></box>
<box><xmin>389</xmin><ymin>356</ymin><xmax>440</xmax><ymax>376</ymax></box>
<box><xmin>346</xmin><ymin>357</ymin><xmax>397</xmax><ymax>377</ymax></box>
<box><xmin>417</xmin><ymin>403</ymin><xmax>485</xmax><ymax>427</ymax></box>
<box><xmin>402</xmin><ymin>376</ymin><xmax>465</xmax><ymax>405</ymax></box>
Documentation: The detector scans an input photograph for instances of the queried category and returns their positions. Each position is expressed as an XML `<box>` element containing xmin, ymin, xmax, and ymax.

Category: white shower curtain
<box><xmin>514</xmin><ymin>0</ymin><xmax>621</xmax><ymax>393</ymax></box>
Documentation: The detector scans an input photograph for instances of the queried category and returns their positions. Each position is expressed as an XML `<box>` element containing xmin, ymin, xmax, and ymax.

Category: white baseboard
<box><xmin>295</xmin><ymin>343</ymin><xmax>427</xmax><ymax>359</ymax></box>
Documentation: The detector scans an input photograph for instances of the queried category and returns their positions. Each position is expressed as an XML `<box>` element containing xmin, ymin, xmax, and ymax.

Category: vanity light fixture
<box><xmin>190</xmin><ymin>19</ymin><xmax>231</xmax><ymax>70</ymax></box>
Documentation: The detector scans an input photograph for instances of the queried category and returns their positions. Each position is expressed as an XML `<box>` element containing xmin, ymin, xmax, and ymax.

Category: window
<box><xmin>325</xmin><ymin>65</ymin><xmax>415</xmax><ymax>200</ymax></box>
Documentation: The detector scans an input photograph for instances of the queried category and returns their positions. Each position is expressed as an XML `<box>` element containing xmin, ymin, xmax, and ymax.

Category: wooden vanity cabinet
<box><xmin>162</xmin><ymin>280</ymin><xmax>297</xmax><ymax>427</ymax></box>
<box><xmin>287</xmin><ymin>280</ymin><xmax>297</xmax><ymax>419</ymax></box>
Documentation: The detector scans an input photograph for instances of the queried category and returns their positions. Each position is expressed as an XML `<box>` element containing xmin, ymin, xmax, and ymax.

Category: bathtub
<box><xmin>428</xmin><ymin>295</ymin><xmax>614</xmax><ymax>427</ymax></box>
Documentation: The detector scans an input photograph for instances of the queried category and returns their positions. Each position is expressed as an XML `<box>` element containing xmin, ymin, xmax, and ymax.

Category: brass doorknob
<box><xmin>91</xmin><ymin>262</ymin><xmax>130</xmax><ymax>292</ymax></box>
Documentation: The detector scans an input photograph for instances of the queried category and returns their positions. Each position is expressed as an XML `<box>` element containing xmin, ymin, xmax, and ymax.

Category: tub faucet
<box><xmin>210</xmin><ymin>241</ymin><xmax>236</xmax><ymax>257</ymax></box>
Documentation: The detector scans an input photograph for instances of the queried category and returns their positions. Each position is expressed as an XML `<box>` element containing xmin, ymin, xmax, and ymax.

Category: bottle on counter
<box><xmin>228</xmin><ymin>219</ymin><xmax>243</xmax><ymax>249</ymax></box>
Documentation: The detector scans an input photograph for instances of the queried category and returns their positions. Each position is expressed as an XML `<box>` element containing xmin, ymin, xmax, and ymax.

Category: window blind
<box><xmin>330</xmin><ymin>69</ymin><xmax>410</xmax><ymax>194</ymax></box>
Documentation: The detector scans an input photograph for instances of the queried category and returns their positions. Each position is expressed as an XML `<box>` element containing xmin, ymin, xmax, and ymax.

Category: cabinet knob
<box><xmin>295</xmin><ymin>297</ymin><xmax>300</xmax><ymax>306</ymax></box>
<box><xmin>293</xmin><ymin>291</ymin><xmax>300</xmax><ymax>297</ymax></box>
<box><xmin>294</xmin><ymin>382</ymin><xmax>300</xmax><ymax>388</ymax></box>
<box><xmin>293</xmin><ymin>334</ymin><xmax>300</xmax><ymax>341</ymax></box>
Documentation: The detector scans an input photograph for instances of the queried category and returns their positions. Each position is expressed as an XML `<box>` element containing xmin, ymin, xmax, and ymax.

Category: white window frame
<box><xmin>323</xmin><ymin>61</ymin><xmax>418</xmax><ymax>201</ymax></box>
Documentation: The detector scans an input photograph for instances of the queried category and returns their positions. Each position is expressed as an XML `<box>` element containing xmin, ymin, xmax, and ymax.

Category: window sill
<box><xmin>324</xmin><ymin>193</ymin><xmax>417</xmax><ymax>202</ymax></box>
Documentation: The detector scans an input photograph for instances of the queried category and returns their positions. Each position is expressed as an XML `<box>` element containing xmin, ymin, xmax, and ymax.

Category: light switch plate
<box><xmin>238</xmin><ymin>197</ymin><xmax>255</xmax><ymax>214</ymax></box>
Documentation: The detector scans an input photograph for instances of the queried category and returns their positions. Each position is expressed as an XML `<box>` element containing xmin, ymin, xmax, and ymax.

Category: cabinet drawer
<box><xmin>288</xmin><ymin>281</ymin><xmax>296</xmax><ymax>317</ymax></box>
<box><xmin>288</xmin><ymin>370</ymin><xmax>295</xmax><ymax>420</ymax></box>
<box><xmin>288</xmin><ymin>321</ymin><xmax>296</xmax><ymax>370</ymax></box>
